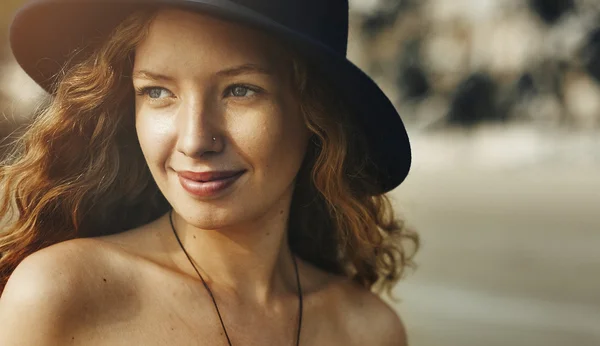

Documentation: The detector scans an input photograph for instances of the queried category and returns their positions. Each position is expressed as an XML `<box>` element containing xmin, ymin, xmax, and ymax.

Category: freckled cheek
<box><xmin>135</xmin><ymin>110</ymin><xmax>174</xmax><ymax>170</ymax></box>
<box><xmin>230</xmin><ymin>110</ymin><xmax>307</xmax><ymax>178</ymax></box>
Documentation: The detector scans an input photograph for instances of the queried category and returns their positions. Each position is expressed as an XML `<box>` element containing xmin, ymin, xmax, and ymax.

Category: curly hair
<box><xmin>0</xmin><ymin>8</ymin><xmax>418</xmax><ymax>295</ymax></box>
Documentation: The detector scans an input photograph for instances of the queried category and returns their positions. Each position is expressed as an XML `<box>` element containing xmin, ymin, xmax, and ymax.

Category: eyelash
<box><xmin>134</xmin><ymin>87</ymin><xmax>171</xmax><ymax>100</ymax></box>
<box><xmin>224</xmin><ymin>84</ymin><xmax>262</xmax><ymax>98</ymax></box>
<box><xmin>134</xmin><ymin>84</ymin><xmax>262</xmax><ymax>101</ymax></box>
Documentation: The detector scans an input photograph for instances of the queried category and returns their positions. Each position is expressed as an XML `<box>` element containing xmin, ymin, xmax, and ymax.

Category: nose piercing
<box><xmin>212</xmin><ymin>137</ymin><xmax>216</xmax><ymax>142</ymax></box>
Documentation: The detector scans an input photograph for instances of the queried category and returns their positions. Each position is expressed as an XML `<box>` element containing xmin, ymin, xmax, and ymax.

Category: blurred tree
<box><xmin>517</xmin><ymin>73</ymin><xmax>537</xmax><ymax>97</ymax></box>
<box><xmin>398</xmin><ymin>65</ymin><xmax>430</xmax><ymax>100</ymax></box>
<box><xmin>360</xmin><ymin>0</ymin><xmax>415</xmax><ymax>37</ymax></box>
<box><xmin>447</xmin><ymin>73</ymin><xmax>501</xmax><ymax>127</ymax></box>
<box><xmin>397</xmin><ymin>40</ymin><xmax>430</xmax><ymax>100</ymax></box>
<box><xmin>581</xmin><ymin>27</ymin><xmax>600</xmax><ymax>84</ymax></box>
<box><xmin>528</xmin><ymin>0</ymin><xmax>575</xmax><ymax>24</ymax></box>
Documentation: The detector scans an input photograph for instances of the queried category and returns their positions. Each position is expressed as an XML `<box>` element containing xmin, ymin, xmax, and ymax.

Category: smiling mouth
<box><xmin>177</xmin><ymin>170</ymin><xmax>246</xmax><ymax>182</ymax></box>
<box><xmin>176</xmin><ymin>169</ymin><xmax>246</xmax><ymax>198</ymax></box>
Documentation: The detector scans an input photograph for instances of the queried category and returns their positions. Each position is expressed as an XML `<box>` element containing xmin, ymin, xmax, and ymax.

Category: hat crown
<box><xmin>231</xmin><ymin>0</ymin><xmax>349</xmax><ymax>54</ymax></box>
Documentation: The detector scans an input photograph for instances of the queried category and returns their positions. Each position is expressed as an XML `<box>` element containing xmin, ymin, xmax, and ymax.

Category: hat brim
<box><xmin>10</xmin><ymin>0</ymin><xmax>411</xmax><ymax>193</ymax></box>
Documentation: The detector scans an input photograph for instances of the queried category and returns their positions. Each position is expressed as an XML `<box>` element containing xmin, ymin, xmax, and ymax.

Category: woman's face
<box><xmin>133</xmin><ymin>9</ymin><xmax>310</xmax><ymax>228</ymax></box>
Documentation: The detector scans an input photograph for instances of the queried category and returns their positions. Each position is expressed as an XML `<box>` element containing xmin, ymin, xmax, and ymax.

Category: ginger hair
<box><xmin>0</xmin><ymin>8</ymin><xmax>418</xmax><ymax>295</ymax></box>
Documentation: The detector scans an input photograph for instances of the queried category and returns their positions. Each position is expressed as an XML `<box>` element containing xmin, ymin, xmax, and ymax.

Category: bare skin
<box><xmin>0</xmin><ymin>8</ymin><xmax>406</xmax><ymax>346</ymax></box>
<box><xmin>0</xmin><ymin>214</ymin><xmax>405</xmax><ymax>345</ymax></box>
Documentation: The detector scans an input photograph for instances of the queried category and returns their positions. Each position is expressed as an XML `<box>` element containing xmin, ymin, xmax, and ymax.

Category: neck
<box><xmin>162</xmin><ymin>198</ymin><xmax>298</xmax><ymax>304</ymax></box>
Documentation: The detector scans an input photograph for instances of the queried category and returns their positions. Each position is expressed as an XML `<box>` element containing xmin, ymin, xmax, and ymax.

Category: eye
<box><xmin>136</xmin><ymin>86</ymin><xmax>173</xmax><ymax>100</ymax></box>
<box><xmin>226</xmin><ymin>85</ymin><xmax>259</xmax><ymax>98</ymax></box>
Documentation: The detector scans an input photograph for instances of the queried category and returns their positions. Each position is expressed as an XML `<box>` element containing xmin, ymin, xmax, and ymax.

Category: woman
<box><xmin>0</xmin><ymin>0</ymin><xmax>418</xmax><ymax>345</ymax></box>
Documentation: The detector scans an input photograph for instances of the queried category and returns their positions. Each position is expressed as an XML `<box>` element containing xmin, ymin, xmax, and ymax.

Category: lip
<box><xmin>177</xmin><ymin>170</ymin><xmax>246</xmax><ymax>198</ymax></box>
<box><xmin>178</xmin><ymin>170</ymin><xmax>245</xmax><ymax>182</ymax></box>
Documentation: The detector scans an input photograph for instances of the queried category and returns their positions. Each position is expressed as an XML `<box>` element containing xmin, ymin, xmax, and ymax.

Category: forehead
<box><xmin>134</xmin><ymin>8</ymin><xmax>286</xmax><ymax>71</ymax></box>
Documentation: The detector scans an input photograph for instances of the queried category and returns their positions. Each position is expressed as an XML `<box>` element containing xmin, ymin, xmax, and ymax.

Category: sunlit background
<box><xmin>2</xmin><ymin>1</ymin><xmax>599</xmax><ymax>345</ymax></box>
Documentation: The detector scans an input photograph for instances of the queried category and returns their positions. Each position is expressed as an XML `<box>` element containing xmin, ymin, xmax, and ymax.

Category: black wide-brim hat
<box><xmin>9</xmin><ymin>0</ymin><xmax>411</xmax><ymax>193</ymax></box>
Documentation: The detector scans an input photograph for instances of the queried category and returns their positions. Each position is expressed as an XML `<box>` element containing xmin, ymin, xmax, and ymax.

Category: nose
<box><xmin>175</xmin><ymin>97</ymin><xmax>224</xmax><ymax>158</ymax></box>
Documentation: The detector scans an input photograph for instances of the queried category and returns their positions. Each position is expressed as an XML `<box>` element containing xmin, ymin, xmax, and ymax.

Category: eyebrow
<box><xmin>132</xmin><ymin>63</ymin><xmax>274</xmax><ymax>82</ymax></box>
<box><xmin>132</xmin><ymin>70</ymin><xmax>175</xmax><ymax>82</ymax></box>
<box><xmin>216</xmin><ymin>63</ymin><xmax>274</xmax><ymax>77</ymax></box>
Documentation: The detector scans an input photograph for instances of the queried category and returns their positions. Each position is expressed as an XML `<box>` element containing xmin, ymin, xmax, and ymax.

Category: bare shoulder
<box><xmin>0</xmin><ymin>238</ymin><xmax>135</xmax><ymax>344</ymax></box>
<box><xmin>1</xmin><ymin>238</ymin><xmax>107</xmax><ymax>304</ymax></box>
<box><xmin>330</xmin><ymin>278</ymin><xmax>408</xmax><ymax>346</ymax></box>
<box><xmin>298</xmin><ymin>259</ymin><xmax>407</xmax><ymax>346</ymax></box>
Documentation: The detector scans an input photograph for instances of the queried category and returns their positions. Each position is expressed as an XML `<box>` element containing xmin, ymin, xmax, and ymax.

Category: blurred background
<box><xmin>2</xmin><ymin>0</ymin><xmax>600</xmax><ymax>345</ymax></box>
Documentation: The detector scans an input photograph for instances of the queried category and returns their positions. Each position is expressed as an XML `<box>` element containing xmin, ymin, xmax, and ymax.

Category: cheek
<box><xmin>135</xmin><ymin>109</ymin><xmax>173</xmax><ymax>167</ymax></box>
<box><xmin>231</xmin><ymin>103</ymin><xmax>309</xmax><ymax>178</ymax></box>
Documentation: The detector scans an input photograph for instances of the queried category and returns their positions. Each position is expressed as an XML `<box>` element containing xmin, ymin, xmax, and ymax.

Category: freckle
<box><xmin>266</xmin><ymin>232</ymin><xmax>271</xmax><ymax>236</ymax></box>
<box><xmin>103</xmin><ymin>278</ymin><xmax>107</xmax><ymax>283</ymax></box>
<box><xmin>171</xmin><ymin>327</ymin><xmax>175</xmax><ymax>331</ymax></box>
<box><xmin>193</xmin><ymin>235</ymin><xmax>196</xmax><ymax>239</ymax></box>
<box><xmin>280</xmin><ymin>210</ymin><xmax>283</xmax><ymax>215</ymax></box>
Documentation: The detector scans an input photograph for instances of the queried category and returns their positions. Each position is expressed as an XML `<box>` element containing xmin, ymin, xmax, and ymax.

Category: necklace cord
<box><xmin>292</xmin><ymin>243</ymin><xmax>303</xmax><ymax>345</ymax></box>
<box><xmin>169</xmin><ymin>209</ymin><xmax>303</xmax><ymax>346</ymax></box>
<box><xmin>169</xmin><ymin>210</ymin><xmax>233</xmax><ymax>345</ymax></box>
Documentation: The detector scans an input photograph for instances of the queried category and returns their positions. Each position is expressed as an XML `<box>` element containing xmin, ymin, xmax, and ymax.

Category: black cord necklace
<box><xmin>169</xmin><ymin>209</ymin><xmax>303</xmax><ymax>346</ymax></box>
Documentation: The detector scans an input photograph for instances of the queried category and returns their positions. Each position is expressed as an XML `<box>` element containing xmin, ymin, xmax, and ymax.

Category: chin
<box><xmin>173</xmin><ymin>193</ymin><xmax>267</xmax><ymax>231</ymax></box>
<box><xmin>165</xmin><ymin>173</ymin><xmax>294</xmax><ymax>231</ymax></box>
<box><xmin>174</xmin><ymin>202</ymin><xmax>237</xmax><ymax>229</ymax></box>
